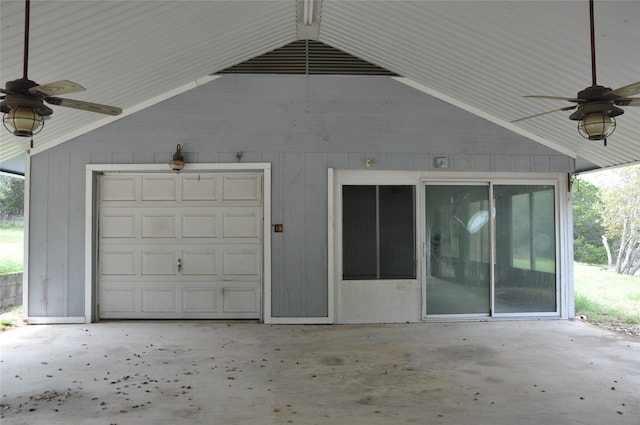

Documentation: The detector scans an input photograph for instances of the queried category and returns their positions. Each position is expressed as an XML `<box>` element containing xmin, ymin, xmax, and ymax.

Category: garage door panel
<box><xmin>182</xmin><ymin>250</ymin><xmax>218</xmax><ymax>275</ymax></box>
<box><xmin>102</xmin><ymin>214</ymin><xmax>137</xmax><ymax>238</ymax></box>
<box><xmin>223</xmin><ymin>211</ymin><xmax>260</xmax><ymax>239</ymax></box>
<box><xmin>183</xmin><ymin>288</ymin><xmax>218</xmax><ymax>313</ymax></box>
<box><xmin>101</xmin><ymin>251</ymin><xmax>137</xmax><ymax>275</ymax></box>
<box><xmin>223</xmin><ymin>250</ymin><xmax>259</xmax><ymax>276</ymax></box>
<box><xmin>182</xmin><ymin>175</ymin><xmax>218</xmax><ymax>200</ymax></box>
<box><xmin>142</xmin><ymin>288</ymin><xmax>177</xmax><ymax>312</ymax></box>
<box><xmin>142</xmin><ymin>176</ymin><xmax>176</xmax><ymax>201</ymax></box>
<box><xmin>223</xmin><ymin>287</ymin><xmax>259</xmax><ymax>313</ymax></box>
<box><xmin>101</xmin><ymin>176</ymin><xmax>137</xmax><ymax>201</ymax></box>
<box><xmin>142</xmin><ymin>251</ymin><xmax>176</xmax><ymax>275</ymax></box>
<box><xmin>142</xmin><ymin>214</ymin><xmax>176</xmax><ymax>238</ymax></box>
<box><xmin>223</xmin><ymin>175</ymin><xmax>260</xmax><ymax>201</ymax></box>
<box><xmin>101</xmin><ymin>286</ymin><xmax>137</xmax><ymax>312</ymax></box>
<box><xmin>182</xmin><ymin>214</ymin><xmax>217</xmax><ymax>238</ymax></box>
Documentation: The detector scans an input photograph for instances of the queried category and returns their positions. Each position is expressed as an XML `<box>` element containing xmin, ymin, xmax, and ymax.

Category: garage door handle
<box><xmin>177</xmin><ymin>258</ymin><xmax>182</xmax><ymax>272</ymax></box>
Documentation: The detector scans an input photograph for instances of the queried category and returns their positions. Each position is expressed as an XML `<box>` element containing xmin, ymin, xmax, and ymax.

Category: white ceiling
<box><xmin>1</xmin><ymin>0</ymin><xmax>639</xmax><ymax>173</ymax></box>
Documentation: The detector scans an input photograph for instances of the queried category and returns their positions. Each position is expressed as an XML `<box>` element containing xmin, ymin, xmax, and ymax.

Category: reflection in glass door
<box><xmin>493</xmin><ymin>185</ymin><xmax>557</xmax><ymax>313</ymax></box>
<box><xmin>425</xmin><ymin>185</ymin><xmax>490</xmax><ymax>315</ymax></box>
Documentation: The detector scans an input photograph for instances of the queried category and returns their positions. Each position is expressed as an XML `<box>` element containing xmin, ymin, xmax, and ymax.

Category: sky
<box><xmin>578</xmin><ymin>163</ymin><xmax>640</xmax><ymax>189</ymax></box>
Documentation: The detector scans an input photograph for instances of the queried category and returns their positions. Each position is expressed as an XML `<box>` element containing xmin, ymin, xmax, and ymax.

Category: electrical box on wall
<box><xmin>434</xmin><ymin>156</ymin><xmax>449</xmax><ymax>169</ymax></box>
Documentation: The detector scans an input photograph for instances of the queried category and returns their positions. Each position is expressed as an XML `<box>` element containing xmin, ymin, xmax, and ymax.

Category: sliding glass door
<box><xmin>493</xmin><ymin>185</ymin><xmax>556</xmax><ymax>313</ymax></box>
<box><xmin>425</xmin><ymin>184</ymin><xmax>491</xmax><ymax>315</ymax></box>
<box><xmin>424</xmin><ymin>182</ymin><xmax>558</xmax><ymax>317</ymax></box>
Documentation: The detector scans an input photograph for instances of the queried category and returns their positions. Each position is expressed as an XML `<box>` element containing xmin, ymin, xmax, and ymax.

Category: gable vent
<box><xmin>217</xmin><ymin>40</ymin><xmax>397</xmax><ymax>76</ymax></box>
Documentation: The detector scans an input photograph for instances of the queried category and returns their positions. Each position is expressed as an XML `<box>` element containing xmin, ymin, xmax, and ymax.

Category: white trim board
<box><xmin>27</xmin><ymin>317</ymin><xmax>86</xmax><ymax>325</ymax></box>
<box><xmin>267</xmin><ymin>317</ymin><xmax>333</xmax><ymax>325</ymax></box>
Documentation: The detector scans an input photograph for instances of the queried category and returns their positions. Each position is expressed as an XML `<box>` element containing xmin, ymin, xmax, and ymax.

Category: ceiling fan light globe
<box><xmin>2</xmin><ymin>106</ymin><xmax>44</xmax><ymax>137</ymax></box>
<box><xmin>578</xmin><ymin>113</ymin><xmax>615</xmax><ymax>140</ymax></box>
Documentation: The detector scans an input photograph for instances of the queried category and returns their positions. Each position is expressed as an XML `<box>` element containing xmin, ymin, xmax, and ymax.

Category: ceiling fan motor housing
<box><xmin>0</xmin><ymin>95</ymin><xmax>53</xmax><ymax>116</ymax></box>
<box><xmin>5</xmin><ymin>78</ymin><xmax>39</xmax><ymax>94</ymax></box>
<box><xmin>1</xmin><ymin>78</ymin><xmax>54</xmax><ymax>116</ymax></box>
<box><xmin>577</xmin><ymin>85</ymin><xmax>613</xmax><ymax>100</ymax></box>
<box><xmin>569</xmin><ymin>102</ymin><xmax>624</xmax><ymax>121</ymax></box>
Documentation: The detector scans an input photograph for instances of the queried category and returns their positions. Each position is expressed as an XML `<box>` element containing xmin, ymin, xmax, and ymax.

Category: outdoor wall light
<box><xmin>2</xmin><ymin>105</ymin><xmax>45</xmax><ymax>137</ymax></box>
<box><xmin>169</xmin><ymin>144</ymin><xmax>185</xmax><ymax>171</ymax></box>
<box><xmin>578</xmin><ymin>112</ymin><xmax>616</xmax><ymax>145</ymax></box>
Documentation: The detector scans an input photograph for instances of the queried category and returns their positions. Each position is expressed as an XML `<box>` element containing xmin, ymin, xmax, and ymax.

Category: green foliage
<box><xmin>572</xmin><ymin>179</ymin><xmax>603</xmax><ymax>243</ymax></box>
<box><xmin>572</xmin><ymin>178</ymin><xmax>606</xmax><ymax>264</ymax></box>
<box><xmin>573</xmin><ymin>236</ymin><xmax>607</xmax><ymax>265</ymax></box>
<box><xmin>0</xmin><ymin>175</ymin><xmax>24</xmax><ymax>219</ymax></box>
<box><xmin>1</xmin><ymin>318</ymin><xmax>16</xmax><ymax>330</ymax></box>
<box><xmin>599</xmin><ymin>166</ymin><xmax>640</xmax><ymax>275</ymax></box>
<box><xmin>0</xmin><ymin>258</ymin><xmax>23</xmax><ymax>274</ymax></box>
<box><xmin>0</xmin><ymin>222</ymin><xmax>23</xmax><ymax>273</ymax></box>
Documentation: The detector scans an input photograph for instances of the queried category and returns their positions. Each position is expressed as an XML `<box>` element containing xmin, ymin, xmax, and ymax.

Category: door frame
<box><xmin>85</xmin><ymin>163</ymin><xmax>272</xmax><ymax>323</ymax></box>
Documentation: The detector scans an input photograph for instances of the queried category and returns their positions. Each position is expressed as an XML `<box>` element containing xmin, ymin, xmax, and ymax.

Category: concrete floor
<box><xmin>1</xmin><ymin>320</ymin><xmax>639</xmax><ymax>425</ymax></box>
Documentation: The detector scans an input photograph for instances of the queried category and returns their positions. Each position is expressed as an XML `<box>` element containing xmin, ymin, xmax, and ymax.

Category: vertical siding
<box><xmin>29</xmin><ymin>75</ymin><xmax>574</xmax><ymax>319</ymax></box>
<box><xmin>45</xmin><ymin>154</ymin><xmax>70</xmax><ymax>316</ymax></box>
<box><xmin>28</xmin><ymin>154</ymin><xmax>48</xmax><ymax>316</ymax></box>
<box><xmin>304</xmin><ymin>153</ymin><xmax>329</xmax><ymax>316</ymax></box>
<box><xmin>282</xmin><ymin>153</ymin><xmax>306</xmax><ymax>316</ymax></box>
<box><xmin>67</xmin><ymin>153</ymin><xmax>91</xmax><ymax>316</ymax></box>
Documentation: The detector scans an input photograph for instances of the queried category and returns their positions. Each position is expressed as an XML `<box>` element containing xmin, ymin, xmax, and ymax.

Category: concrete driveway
<box><xmin>1</xmin><ymin>320</ymin><xmax>639</xmax><ymax>425</ymax></box>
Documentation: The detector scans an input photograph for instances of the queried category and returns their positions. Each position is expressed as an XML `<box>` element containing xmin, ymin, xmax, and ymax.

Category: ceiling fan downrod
<box><xmin>23</xmin><ymin>0</ymin><xmax>31</xmax><ymax>80</ymax></box>
<box><xmin>589</xmin><ymin>0</ymin><xmax>597</xmax><ymax>87</ymax></box>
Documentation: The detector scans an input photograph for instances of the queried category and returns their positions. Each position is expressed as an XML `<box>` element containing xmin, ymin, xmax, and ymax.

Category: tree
<box><xmin>0</xmin><ymin>175</ymin><xmax>25</xmax><ymax>219</ymax></box>
<box><xmin>599</xmin><ymin>166</ymin><xmax>640</xmax><ymax>276</ymax></box>
<box><xmin>572</xmin><ymin>179</ymin><xmax>607</xmax><ymax>264</ymax></box>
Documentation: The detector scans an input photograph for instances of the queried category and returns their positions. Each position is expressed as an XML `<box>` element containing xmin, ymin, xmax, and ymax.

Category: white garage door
<box><xmin>98</xmin><ymin>172</ymin><xmax>262</xmax><ymax>319</ymax></box>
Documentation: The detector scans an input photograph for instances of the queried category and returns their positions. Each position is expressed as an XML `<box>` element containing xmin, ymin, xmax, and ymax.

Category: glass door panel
<box><xmin>425</xmin><ymin>185</ymin><xmax>490</xmax><ymax>315</ymax></box>
<box><xmin>493</xmin><ymin>185</ymin><xmax>557</xmax><ymax>313</ymax></box>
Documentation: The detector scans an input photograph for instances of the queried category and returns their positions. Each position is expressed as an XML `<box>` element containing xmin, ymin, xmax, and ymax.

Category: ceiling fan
<box><xmin>512</xmin><ymin>0</ymin><xmax>640</xmax><ymax>146</ymax></box>
<box><xmin>1</xmin><ymin>0</ymin><xmax>122</xmax><ymax>138</ymax></box>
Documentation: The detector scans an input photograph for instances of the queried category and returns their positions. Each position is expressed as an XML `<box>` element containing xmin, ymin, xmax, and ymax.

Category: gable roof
<box><xmin>1</xmin><ymin>0</ymin><xmax>638</xmax><ymax>174</ymax></box>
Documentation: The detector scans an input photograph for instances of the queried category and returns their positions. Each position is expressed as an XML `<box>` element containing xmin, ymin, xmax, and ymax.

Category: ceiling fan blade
<box><xmin>511</xmin><ymin>105</ymin><xmax>577</xmax><ymax>123</ymax></box>
<box><xmin>606</xmin><ymin>81</ymin><xmax>640</xmax><ymax>99</ymax></box>
<box><xmin>615</xmin><ymin>98</ymin><xmax>640</xmax><ymax>106</ymax></box>
<box><xmin>45</xmin><ymin>97</ymin><xmax>122</xmax><ymax>116</ymax></box>
<box><xmin>523</xmin><ymin>95</ymin><xmax>582</xmax><ymax>102</ymax></box>
<box><xmin>29</xmin><ymin>80</ymin><xmax>86</xmax><ymax>97</ymax></box>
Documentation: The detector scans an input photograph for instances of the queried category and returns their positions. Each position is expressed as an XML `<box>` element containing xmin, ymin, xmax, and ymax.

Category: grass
<box><xmin>574</xmin><ymin>262</ymin><xmax>640</xmax><ymax>325</ymax></box>
<box><xmin>0</xmin><ymin>305</ymin><xmax>22</xmax><ymax>331</ymax></box>
<box><xmin>513</xmin><ymin>257</ymin><xmax>556</xmax><ymax>274</ymax></box>
<box><xmin>0</xmin><ymin>221</ymin><xmax>23</xmax><ymax>274</ymax></box>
